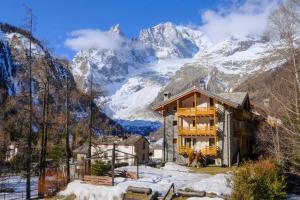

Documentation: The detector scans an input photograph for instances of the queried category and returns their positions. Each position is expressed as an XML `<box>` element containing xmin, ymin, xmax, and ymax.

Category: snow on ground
<box><xmin>59</xmin><ymin>163</ymin><xmax>231</xmax><ymax>200</ymax></box>
<box><xmin>187</xmin><ymin>197</ymin><xmax>224</xmax><ymax>200</ymax></box>
<box><xmin>288</xmin><ymin>194</ymin><xmax>300</xmax><ymax>200</ymax></box>
<box><xmin>0</xmin><ymin>176</ymin><xmax>38</xmax><ymax>199</ymax></box>
<box><xmin>161</xmin><ymin>162</ymin><xmax>191</xmax><ymax>172</ymax></box>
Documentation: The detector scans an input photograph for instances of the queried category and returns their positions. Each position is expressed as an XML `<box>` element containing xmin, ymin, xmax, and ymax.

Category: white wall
<box><xmin>94</xmin><ymin>144</ymin><xmax>135</xmax><ymax>165</ymax></box>
<box><xmin>153</xmin><ymin>149</ymin><xmax>163</xmax><ymax>159</ymax></box>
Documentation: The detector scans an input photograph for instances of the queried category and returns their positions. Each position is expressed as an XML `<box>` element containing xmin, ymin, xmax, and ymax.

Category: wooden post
<box><xmin>177</xmin><ymin>100</ymin><xmax>180</xmax><ymax>151</ymax></box>
<box><xmin>163</xmin><ymin>108</ymin><xmax>166</xmax><ymax>163</ymax></box>
<box><xmin>194</xmin><ymin>93</ymin><xmax>197</xmax><ymax>131</ymax></box>
<box><xmin>136</xmin><ymin>156</ymin><xmax>139</xmax><ymax>179</ymax></box>
<box><xmin>112</xmin><ymin>142</ymin><xmax>116</xmax><ymax>186</ymax></box>
<box><xmin>213</xmin><ymin>99</ymin><xmax>217</xmax><ymax>154</ymax></box>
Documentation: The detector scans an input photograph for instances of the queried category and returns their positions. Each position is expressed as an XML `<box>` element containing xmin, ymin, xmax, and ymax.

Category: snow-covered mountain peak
<box><xmin>109</xmin><ymin>24</ymin><xmax>123</xmax><ymax>36</ymax></box>
<box><xmin>70</xmin><ymin>22</ymin><xmax>283</xmax><ymax>135</ymax></box>
<box><xmin>139</xmin><ymin>22</ymin><xmax>206</xmax><ymax>59</ymax></box>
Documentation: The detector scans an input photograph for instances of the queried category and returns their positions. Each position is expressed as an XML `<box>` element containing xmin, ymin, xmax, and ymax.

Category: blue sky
<box><xmin>0</xmin><ymin>0</ymin><xmax>277</xmax><ymax>59</ymax></box>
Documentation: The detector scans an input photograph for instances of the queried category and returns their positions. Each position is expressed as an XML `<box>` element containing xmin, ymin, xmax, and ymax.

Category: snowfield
<box><xmin>59</xmin><ymin>163</ymin><xmax>232</xmax><ymax>200</ymax></box>
<box><xmin>0</xmin><ymin>176</ymin><xmax>38</xmax><ymax>199</ymax></box>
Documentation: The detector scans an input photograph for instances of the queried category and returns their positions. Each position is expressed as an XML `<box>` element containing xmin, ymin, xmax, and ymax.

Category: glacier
<box><xmin>69</xmin><ymin>22</ymin><xmax>283</xmax><ymax>135</ymax></box>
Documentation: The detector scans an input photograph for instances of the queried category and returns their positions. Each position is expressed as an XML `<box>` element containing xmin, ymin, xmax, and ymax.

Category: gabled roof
<box><xmin>153</xmin><ymin>86</ymin><xmax>249</xmax><ymax>111</ymax></box>
<box><xmin>95</xmin><ymin>135</ymin><xmax>148</xmax><ymax>146</ymax></box>
<box><xmin>218</xmin><ymin>92</ymin><xmax>249</xmax><ymax>106</ymax></box>
<box><xmin>73</xmin><ymin>135</ymin><xmax>149</xmax><ymax>154</ymax></box>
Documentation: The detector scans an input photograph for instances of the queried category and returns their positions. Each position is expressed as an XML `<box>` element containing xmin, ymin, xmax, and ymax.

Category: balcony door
<box><xmin>210</xmin><ymin>98</ymin><xmax>214</xmax><ymax>107</ymax></box>
<box><xmin>185</xmin><ymin>138</ymin><xmax>191</xmax><ymax>148</ymax></box>
<box><xmin>209</xmin><ymin>138</ymin><xmax>215</xmax><ymax>146</ymax></box>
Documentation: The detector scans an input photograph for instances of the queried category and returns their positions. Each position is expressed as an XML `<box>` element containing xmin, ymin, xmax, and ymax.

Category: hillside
<box><xmin>0</xmin><ymin>23</ymin><xmax>124</xmax><ymax>153</ymax></box>
<box><xmin>70</xmin><ymin>22</ymin><xmax>286</xmax><ymax>135</ymax></box>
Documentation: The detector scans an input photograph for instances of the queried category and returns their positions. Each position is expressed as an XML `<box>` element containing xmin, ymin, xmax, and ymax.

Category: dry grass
<box><xmin>190</xmin><ymin>166</ymin><xmax>235</xmax><ymax>175</ymax></box>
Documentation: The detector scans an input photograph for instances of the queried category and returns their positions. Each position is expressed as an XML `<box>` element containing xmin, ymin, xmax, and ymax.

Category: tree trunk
<box><xmin>26</xmin><ymin>9</ymin><xmax>33</xmax><ymax>200</ymax></box>
<box><xmin>65</xmin><ymin>67</ymin><xmax>70</xmax><ymax>183</ymax></box>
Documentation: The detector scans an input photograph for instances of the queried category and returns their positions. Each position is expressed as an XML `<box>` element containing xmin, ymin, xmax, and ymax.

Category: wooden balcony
<box><xmin>178</xmin><ymin>145</ymin><xmax>218</xmax><ymax>157</ymax></box>
<box><xmin>200</xmin><ymin>146</ymin><xmax>218</xmax><ymax>157</ymax></box>
<box><xmin>178</xmin><ymin>126</ymin><xmax>216</xmax><ymax>136</ymax></box>
<box><xmin>178</xmin><ymin>146</ymin><xmax>193</xmax><ymax>155</ymax></box>
<box><xmin>177</xmin><ymin>107</ymin><xmax>215</xmax><ymax>116</ymax></box>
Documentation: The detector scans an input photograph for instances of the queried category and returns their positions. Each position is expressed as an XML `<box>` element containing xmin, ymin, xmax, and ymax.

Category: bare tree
<box><xmin>261</xmin><ymin>0</ymin><xmax>300</xmax><ymax>172</ymax></box>
<box><xmin>65</xmin><ymin>64</ymin><xmax>71</xmax><ymax>183</ymax></box>
<box><xmin>88</xmin><ymin>60</ymin><xmax>93</xmax><ymax>173</ymax></box>
<box><xmin>23</xmin><ymin>7</ymin><xmax>34</xmax><ymax>199</ymax></box>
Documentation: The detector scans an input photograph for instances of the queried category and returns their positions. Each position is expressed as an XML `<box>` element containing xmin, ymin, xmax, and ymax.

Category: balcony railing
<box><xmin>178</xmin><ymin>146</ymin><xmax>193</xmax><ymax>155</ymax></box>
<box><xmin>200</xmin><ymin>146</ymin><xmax>218</xmax><ymax>156</ymax></box>
<box><xmin>178</xmin><ymin>126</ymin><xmax>216</xmax><ymax>136</ymax></box>
<box><xmin>177</xmin><ymin>107</ymin><xmax>215</xmax><ymax>116</ymax></box>
<box><xmin>178</xmin><ymin>145</ymin><xmax>218</xmax><ymax>157</ymax></box>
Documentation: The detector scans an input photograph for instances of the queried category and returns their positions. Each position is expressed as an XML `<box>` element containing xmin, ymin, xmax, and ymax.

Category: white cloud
<box><xmin>64</xmin><ymin>29</ymin><xmax>124</xmax><ymax>51</ymax></box>
<box><xmin>200</xmin><ymin>0</ymin><xmax>281</xmax><ymax>43</ymax></box>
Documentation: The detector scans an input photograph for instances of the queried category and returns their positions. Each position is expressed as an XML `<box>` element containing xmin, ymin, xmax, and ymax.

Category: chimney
<box><xmin>199</xmin><ymin>80</ymin><xmax>206</xmax><ymax>90</ymax></box>
<box><xmin>164</xmin><ymin>91</ymin><xmax>171</xmax><ymax>101</ymax></box>
<box><xmin>263</xmin><ymin>98</ymin><xmax>270</xmax><ymax>108</ymax></box>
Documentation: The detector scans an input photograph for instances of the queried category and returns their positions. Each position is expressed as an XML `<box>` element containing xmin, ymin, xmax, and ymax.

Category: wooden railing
<box><xmin>178</xmin><ymin>146</ymin><xmax>193</xmax><ymax>155</ymax></box>
<box><xmin>178</xmin><ymin>126</ymin><xmax>216</xmax><ymax>136</ymax></box>
<box><xmin>200</xmin><ymin>146</ymin><xmax>218</xmax><ymax>156</ymax></box>
<box><xmin>178</xmin><ymin>145</ymin><xmax>218</xmax><ymax>156</ymax></box>
<box><xmin>177</xmin><ymin>107</ymin><xmax>215</xmax><ymax>116</ymax></box>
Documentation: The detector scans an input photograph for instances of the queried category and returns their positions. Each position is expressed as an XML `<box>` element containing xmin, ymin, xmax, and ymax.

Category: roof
<box><xmin>95</xmin><ymin>135</ymin><xmax>148</xmax><ymax>146</ymax></box>
<box><xmin>153</xmin><ymin>86</ymin><xmax>249</xmax><ymax>111</ymax></box>
<box><xmin>73</xmin><ymin>135</ymin><xmax>149</xmax><ymax>154</ymax></box>
<box><xmin>218</xmin><ymin>92</ymin><xmax>248</xmax><ymax>106</ymax></box>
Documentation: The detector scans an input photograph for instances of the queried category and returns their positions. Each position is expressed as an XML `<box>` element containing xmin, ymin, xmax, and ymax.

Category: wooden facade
<box><xmin>153</xmin><ymin>86</ymin><xmax>254</xmax><ymax>166</ymax></box>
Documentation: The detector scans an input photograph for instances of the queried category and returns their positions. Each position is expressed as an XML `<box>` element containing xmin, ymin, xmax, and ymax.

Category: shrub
<box><xmin>231</xmin><ymin>159</ymin><xmax>286</xmax><ymax>200</ymax></box>
<box><xmin>91</xmin><ymin>160</ymin><xmax>110</xmax><ymax>176</ymax></box>
<box><xmin>48</xmin><ymin>145</ymin><xmax>65</xmax><ymax>167</ymax></box>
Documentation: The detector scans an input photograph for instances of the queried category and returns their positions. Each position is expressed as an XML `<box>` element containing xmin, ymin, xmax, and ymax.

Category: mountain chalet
<box><xmin>153</xmin><ymin>86</ymin><xmax>255</xmax><ymax>166</ymax></box>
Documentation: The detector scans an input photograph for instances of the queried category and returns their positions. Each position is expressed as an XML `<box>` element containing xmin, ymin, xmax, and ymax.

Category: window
<box><xmin>143</xmin><ymin>141</ymin><xmax>146</xmax><ymax>149</ymax></box>
<box><xmin>173</xmin><ymin>120</ymin><xmax>177</xmax><ymax>126</ymax></box>
<box><xmin>173</xmin><ymin>138</ymin><xmax>177</xmax><ymax>144</ymax></box>
<box><xmin>210</xmin><ymin>98</ymin><xmax>214</xmax><ymax>107</ymax></box>
<box><xmin>210</xmin><ymin>119</ymin><xmax>214</xmax><ymax>127</ymax></box>
<box><xmin>193</xmin><ymin>120</ymin><xmax>196</xmax><ymax>127</ymax></box>
<box><xmin>173</xmin><ymin>106</ymin><xmax>177</xmax><ymax>111</ymax></box>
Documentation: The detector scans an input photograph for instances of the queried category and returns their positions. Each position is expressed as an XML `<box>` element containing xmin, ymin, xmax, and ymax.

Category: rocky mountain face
<box><xmin>71</xmin><ymin>22</ymin><xmax>286</xmax><ymax>135</ymax></box>
<box><xmin>153</xmin><ymin>36</ymin><xmax>285</xmax><ymax>104</ymax></box>
<box><xmin>0</xmin><ymin>23</ymin><xmax>124</xmax><ymax>148</ymax></box>
<box><xmin>71</xmin><ymin>23</ymin><xmax>209</xmax><ymax>132</ymax></box>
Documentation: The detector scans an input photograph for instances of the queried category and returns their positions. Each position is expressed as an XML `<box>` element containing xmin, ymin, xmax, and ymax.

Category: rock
<box><xmin>206</xmin><ymin>192</ymin><xmax>217</xmax><ymax>198</ymax></box>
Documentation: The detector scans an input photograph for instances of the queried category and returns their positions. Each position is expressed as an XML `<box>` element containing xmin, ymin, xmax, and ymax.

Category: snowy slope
<box><xmin>154</xmin><ymin>35</ymin><xmax>285</xmax><ymax>104</ymax></box>
<box><xmin>70</xmin><ymin>23</ymin><xmax>284</xmax><ymax>134</ymax></box>
<box><xmin>71</xmin><ymin>23</ymin><xmax>207</xmax><ymax>126</ymax></box>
